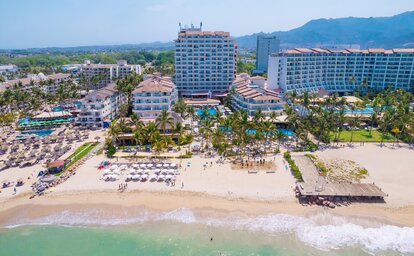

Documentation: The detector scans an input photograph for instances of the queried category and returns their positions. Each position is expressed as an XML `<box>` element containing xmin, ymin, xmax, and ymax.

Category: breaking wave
<box><xmin>3</xmin><ymin>208</ymin><xmax>414</xmax><ymax>254</ymax></box>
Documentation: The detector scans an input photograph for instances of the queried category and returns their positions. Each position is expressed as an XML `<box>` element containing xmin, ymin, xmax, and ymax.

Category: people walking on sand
<box><xmin>181</xmin><ymin>182</ymin><xmax>184</xmax><ymax>189</ymax></box>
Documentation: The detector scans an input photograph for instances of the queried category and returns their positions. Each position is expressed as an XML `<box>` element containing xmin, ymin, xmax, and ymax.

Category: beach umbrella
<box><xmin>154</xmin><ymin>168</ymin><xmax>161</xmax><ymax>174</ymax></box>
<box><xmin>132</xmin><ymin>164</ymin><xmax>140</xmax><ymax>168</ymax></box>
<box><xmin>136</xmin><ymin>169</ymin><xmax>144</xmax><ymax>174</ymax></box>
<box><xmin>165</xmin><ymin>175</ymin><xmax>173</xmax><ymax>180</ymax></box>
<box><xmin>156</xmin><ymin>163</ymin><xmax>162</xmax><ymax>168</ymax></box>
<box><xmin>110</xmin><ymin>165</ymin><xmax>118</xmax><ymax>170</ymax></box>
<box><xmin>146</xmin><ymin>163</ymin><xmax>153</xmax><ymax>168</ymax></box>
<box><xmin>149</xmin><ymin>174</ymin><xmax>157</xmax><ymax>181</ymax></box>
<box><xmin>141</xmin><ymin>174</ymin><xmax>148</xmax><ymax>180</ymax></box>
<box><xmin>161</xmin><ymin>169</ymin><xmax>168</xmax><ymax>175</ymax></box>
<box><xmin>170</xmin><ymin>163</ymin><xmax>177</xmax><ymax>168</ymax></box>
<box><xmin>132</xmin><ymin>175</ymin><xmax>140</xmax><ymax>180</ymax></box>
<box><xmin>163</xmin><ymin>163</ymin><xmax>170</xmax><ymax>168</ymax></box>
<box><xmin>168</xmin><ymin>169</ymin><xmax>175</xmax><ymax>175</ymax></box>
<box><xmin>140</xmin><ymin>163</ymin><xmax>146</xmax><ymax>168</ymax></box>
<box><xmin>0</xmin><ymin>144</ymin><xmax>8</xmax><ymax>151</ymax></box>
<box><xmin>157</xmin><ymin>175</ymin><xmax>165</xmax><ymax>181</ymax></box>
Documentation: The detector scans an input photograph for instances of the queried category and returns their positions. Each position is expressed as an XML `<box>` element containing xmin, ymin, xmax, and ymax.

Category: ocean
<box><xmin>1</xmin><ymin>208</ymin><xmax>413</xmax><ymax>256</ymax></box>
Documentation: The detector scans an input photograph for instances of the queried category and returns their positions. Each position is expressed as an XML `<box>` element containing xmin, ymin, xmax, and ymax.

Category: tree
<box><xmin>130</xmin><ymin>113</ymin><xmax>144</xmax><ymax>130</ymax></box>
<box><xmin>172</xmin><ymin>98</ymin><xmax>187</xmax><ymax>118</ymax></box>
<box><xmin>155</xmin><ymin>110</ymin><xmax>174</xmax><ymax>133</ymax></box>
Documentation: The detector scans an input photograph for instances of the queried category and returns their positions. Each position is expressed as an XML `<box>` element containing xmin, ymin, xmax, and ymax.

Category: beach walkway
<box><xmin>293</xmin><ymin>155</ymin><xmax>386</xmax><ymax>198</ymax></box>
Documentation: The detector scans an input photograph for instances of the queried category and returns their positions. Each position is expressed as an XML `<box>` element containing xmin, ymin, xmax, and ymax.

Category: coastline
<box><xmin>1</xmin><ymin>189</ymin><xmax>414</xmax><ymax>227</ymax></box>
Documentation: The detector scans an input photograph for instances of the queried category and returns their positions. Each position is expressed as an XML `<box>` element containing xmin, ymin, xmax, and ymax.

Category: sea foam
<box><xmin>3</xmin><ymin>208</ymin><xmax>414</xmax><ymax>254</ymax></box>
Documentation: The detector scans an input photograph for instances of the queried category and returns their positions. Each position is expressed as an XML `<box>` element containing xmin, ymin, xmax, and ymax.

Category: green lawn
<box><xmin>330</xmin><ymin>129</ymin><xmax>395</xmax><ymax>142</ymax></box>
<box><xmin>64</xmin><ymin>142</ymin><xmax>99</xmax><ymax>171</ymax></box>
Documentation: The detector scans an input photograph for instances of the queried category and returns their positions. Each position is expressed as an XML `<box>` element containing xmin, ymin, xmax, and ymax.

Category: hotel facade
<box><xmin>267</xmin><ymin>48</ymin><xmax>414</xmax><ymax>93</ymax></box>
<box><xmin>132</xmin><ymin>73</ymin><xmax>178</xmax><ymax>119</ymax></box>
<box><xmin>81</xmin><ymin>60</ymin><xmax>142</xmax><ymax>90</ymax></box>
<box><xmin>253</xmin><ymin>35</ymin><xmax>280</xmax><ymax>74</ymax></box>
<box><xmin>174</xmin><ymin>24</ymin><xmax>237</xmax><ymax>97</ymax></box>
<box><xmin>77</xmin><ymin>83</ymin><xmax>126</xmax><ymax>127</ymax></box>
<box><xmin>0</xmin><ymin>73</ymin><xmax>71</xmax><ymax>94</ymax></box>
<box><xmin>230</xmin><ymin>74</ymin><xmax>284</xmax><ymax>116</ymax></box>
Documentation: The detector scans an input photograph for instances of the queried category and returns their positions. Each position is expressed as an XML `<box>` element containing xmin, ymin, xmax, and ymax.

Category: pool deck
<box><xmin>293</xmin><ymin>155</ymin><xmax>387</xmax><ymax>198</ymax></box>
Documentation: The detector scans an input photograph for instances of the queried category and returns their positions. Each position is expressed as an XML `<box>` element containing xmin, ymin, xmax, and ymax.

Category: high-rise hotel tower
<box><xmin>267</xmin><ymin>48</ymin><xmax>414</xmax><ymax>93</ymax></box>
<box><xmin>174</xmin><ymin>23</ymin><xmax>237</xmax><ymax>97</ymax></box>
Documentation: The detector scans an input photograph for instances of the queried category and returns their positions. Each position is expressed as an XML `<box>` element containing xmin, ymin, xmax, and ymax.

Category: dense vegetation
<box><xmin>0</xmin><ymin>50</ymin><xmax>175</xmax><ymax>75</ymax></box>
<box><xmin>285</xmin><ymin>89</ymin><xmax>414</xmax><ymax>146</ymax></box>
<box><xmin>237</xmin><ymin>60</ymin><xmax>255</xmax><ymax>74</ymax></box>
<box><xmin>283</xmin><ymin>151</ymin><xmax>303</xmax><ymax>181</ymax></box>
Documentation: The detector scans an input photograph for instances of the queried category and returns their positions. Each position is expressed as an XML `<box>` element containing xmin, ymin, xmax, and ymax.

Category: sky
<box><xmin>0</xmin><ymin>0</ymin><xmax>413</xmax><ymax>49</ymax></box>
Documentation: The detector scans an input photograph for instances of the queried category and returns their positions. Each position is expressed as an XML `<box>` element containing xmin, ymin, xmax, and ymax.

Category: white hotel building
<box><xmin>77</xmin><ymin>83</ymin><xmax>126</xmax><ymax>127</ymax></box>
<box><xmin>81</xmin><ymin>60</ymin><xmax>142</xmax><ymax>90</ymax></box>
<box><xmin>0</xmin><ymin>73</ymin><xmax>71</xmax><ymax>94</ymax></box>
<box><xmin>267</xmin><ymin>48</ymin><xmax>414</xmax><ymax>93</ymax></box>
<box><xmin>174</xmin><ymin>24</ymin><xmax>237</xmax><ymax>97</ymax></box>
<box><xmin>132</xmin><ymin>73</ymin><xmax>178</xmax><ymax>119</ymax></box>
<box><xmin>230</xmin><ymin>74</ymin><xmax>284</xmax><ymax>116</ymax></box>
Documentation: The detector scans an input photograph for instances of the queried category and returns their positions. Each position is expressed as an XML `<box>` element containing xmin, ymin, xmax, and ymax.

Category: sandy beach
<box><xmin>1</xmin><ymin>142</ymin><xmax>414</xmax><ymax>227</ymax></box>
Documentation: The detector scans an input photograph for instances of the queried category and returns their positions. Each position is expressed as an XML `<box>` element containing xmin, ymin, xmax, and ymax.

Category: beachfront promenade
<box><xmin>293</xmin><ymin>155</ymin><xmax>387</xmax><ymax>198</ymax></box>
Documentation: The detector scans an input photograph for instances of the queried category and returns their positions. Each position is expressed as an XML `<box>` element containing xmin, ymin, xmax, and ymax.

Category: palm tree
<box><xmin>213</xmin><ymin>110</ymin><xmax>223</xmax><ymax>124</ymax></box>
<box><xmin>145</xmin><ymin>122</ymin><xmax>159</xmax><ymax>143</ymax></box>
<box><xmin>129</xmin><ymin>113</ymin><xmax>144</xmax><ymax>130</ymax></box>
<box><xmin>173</xmin><ymin>122</ymin><xmax>185</xmax><ymax>145</ymax></box>
<box><xmin>155</xmin><ymin>110</ymin><xmax>174</xmax><ymax>133</ymax></box>
<box><xmin>199</xmin><ymin>118</ymin><xmax>214</xmax><ymax>151</ymax></box>
<box><xmin>108</xmin><ymin>123</ymin><xmax>121</xmax><ymax>145</ymax></box>
<box><xmin>269</xmin><ymin>111</ymin><xmax>278</xmax><ymax>124</ymax></box>
<box><xmin>133</xmin><ymin>128</ymin><xmax>145</xmax><ymax>148</ymax></box>
<box><xmin>335</xmin><ymin>108</ymin><xmax>346</xmax><ymax>143</ymax></box>
<box><xmin>253</xmin><ymin>108</ymin><xmax>265</xmax><ymax>123</ymax></box>
<box><xmin>172</xmin><ymin>98</ymin><xmax>187</xmax><ymax>118</ymax></box>
<box><xmin>349</xmin><ymin>106</ymin><xmax>360</xmax><ymax>144</ymax></box>
<box><xmin>275</xmin><ymin>129</ymin><xmax>285</xmax><ymax>152</ymax></box>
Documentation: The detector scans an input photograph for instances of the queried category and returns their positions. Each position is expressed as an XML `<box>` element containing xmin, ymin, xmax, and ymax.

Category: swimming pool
<box><xmin>53</xmin><ymin>106</ymin><xmax>63</xmax><ymax>112</ymax></box>
<box><xmin>245</xmin><ymin>128</ymin><xmax>295</xmax><ymax>137</ymax></box>
<box><xmin>344</xmin><ymin>107</ymin><xmax>374</xmax><ymax>115</ymax></box>
<box><xmin>20</xmin><ymin>129</ymin><xmax>54</xmax><ymax>137</ymax></box>
<box><xmin>197</xmin><ymin>108</ymin><xmax>217</xmax><ymax>117</ymax></box>
<box><xmin>219</xmin><ymin>126</ymin><xmax>295</xmax><ymax>136</ymax></box>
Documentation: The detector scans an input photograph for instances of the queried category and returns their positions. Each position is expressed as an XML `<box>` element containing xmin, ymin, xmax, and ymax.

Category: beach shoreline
<box><xmin>1</xmin><ymin>189</ymin><xmax>414</xmax><ymax>227</ymax></box>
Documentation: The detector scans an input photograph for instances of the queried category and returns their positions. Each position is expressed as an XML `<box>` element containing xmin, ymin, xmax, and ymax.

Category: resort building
<box><xmin>80</xmin><ymin>60</ymin><xmax>142</xmax><ymax>90</ymax></box>
<box><xmin>267</xmin><ymin>48</ymin><xmax>414</xmax><ymax>93</ymax></box>
<box><xmin>230</xmin><ymin>74</ymin><xmax>284</xmax><ymax>116</ymax></box>
<box><xmin>0</xmin><ymin>64</ymin><xmax>18</xmax><ymax>74</ymax></box>
<box><xmin>132</xmin><ymin>73</ymin><xmax>178</xmax><ymax>119</ymax></box>
<box><xmin>174</xmin><ymin>23</ymin><xmax>237</xmax><ymax>97</ymax></box>
<box><xmin>77</xmin><ymin>83</ymin><xmax>126</xmax><ymax>127</ymax></box>
<box><xmin>253</xmin><ymin>35</ymin><xmax>280</xmax><ymax>74</ymax></box>
<box><xmin>0</xmin><ymin>73</ymin><xmax>71</xmax><ymax>94</ymax></box>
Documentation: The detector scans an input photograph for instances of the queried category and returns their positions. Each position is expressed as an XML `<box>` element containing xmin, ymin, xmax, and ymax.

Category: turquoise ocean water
<box><xmin>0</xmin><ymin>208</ymin><xmax>413</xmax><ymax>256</ymax></box>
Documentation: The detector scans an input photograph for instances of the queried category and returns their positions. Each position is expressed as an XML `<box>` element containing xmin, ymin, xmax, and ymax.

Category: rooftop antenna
<box><xmin>200</xmin><ymin>22</ymin><xmax>203</xmax><ymax>30</ymax></box>
<box><xmin>179</xmin><ymin>22</ymin><xmax>182</xmax><ymax>30</ymax></box>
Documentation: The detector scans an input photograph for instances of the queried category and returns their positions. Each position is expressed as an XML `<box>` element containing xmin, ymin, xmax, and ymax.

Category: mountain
<box><xmin>236</xmin><ymin>11</ymin><xmax>414</xmax><ymax>49</ymax></box>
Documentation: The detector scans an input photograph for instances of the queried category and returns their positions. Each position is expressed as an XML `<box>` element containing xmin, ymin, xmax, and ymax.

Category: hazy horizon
<box><xmin>0</xmin><ymin>0</ymin><xmax>413</xmax><ymax>49</ymax></box>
